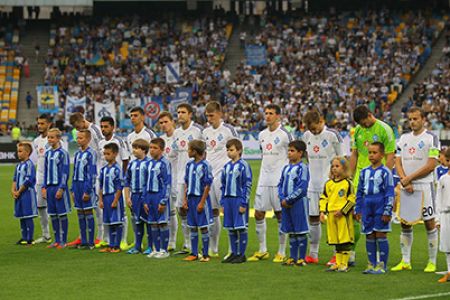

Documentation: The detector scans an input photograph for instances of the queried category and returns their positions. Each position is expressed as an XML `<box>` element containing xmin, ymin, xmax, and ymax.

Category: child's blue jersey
<box><xmin>145</xmin><ymin>156</ymin><xmax>171</xmax><ymax>205</ymax></box>
<box><xmin>436</xmin><ymin>165</ymin><xmax>449</xmax><ymax>181</ymax></box>
<box><xmin>43</xmin><ymin>146</ymin><xmax>70</xmax><ymax>189</ymax></box>
<box><xmin>278</xmin><ymin>161</ymin><xmax>309</xmax><ymax>205</ymax></box>
<box><xmin>100</xmin><ymin>163</ymin><xmax>123</xmax><ymax>195</ymax></box>
<box><xmin>125</xmin><ymin>157</ymin><xmax>149</xmax><ymax>193</ymax></box>
<box><xmin>355</xmin><ymin>165</ymin><xmax>395</xmax><ymax>216</ymax></box>
<box><xmin>14</xmin><ymin>159</ymin><xmax>36</xmax><ymax>190</ymax></box>
<box><xmin>221</xmin><ymin>159</ymin><xmax>252</xmax><ymax>206</ymax></box>
<box><xmin>185</xmin><ymin>159</ymin><xmax>213</xmax><ymax>197</ymax></box>
<box><xmin>72</xmin><ymin>147</ymin><xmax>97</xmax><ymax>193</ymax></box>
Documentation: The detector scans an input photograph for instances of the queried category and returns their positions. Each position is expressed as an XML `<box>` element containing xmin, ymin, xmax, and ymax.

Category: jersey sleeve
<box><xmin>428</xmin><ymin>132</ymin><xmax>440</xmax><ymax>159</ymax></box>
<box><xmin>331</xmin><ymin>131</ymin><xmax>344</xmax><ymax>156</ymax></box>
<box><xmin>58</xmin><ymin>151</ymin><xmax>70</xmax><ymax>190</ymax></box>
<box><xmin>113</xmin><ymin>167</ymin><xmax>123</xmax><ymax>191</ymax></box>
<box><xmin>42</xmin><ymin>153</ymin><xmax>48</xmax><ymax>188</ymax></box>
<box><xmin>341</xmin><ymin>180</ymin><xmax>355</xmax><ymax>215</ymax></box>
<box><xmin>319</xmin><ymin>181</ymin><xmax>329</xmax><ymax>212</ymax></box>
<box><xmin>119</xmin><ymin>138</ymin><xmax>131</xmax><ymax>161</ymax></box>
<box><xmin>277</xmin><ymin>166</ymin><xmax>286</xmax><ymax>200</ymax></box>
<box><xmin>23</xmin><ymin>161</ymin><xmax>36</xmax><ymax>188</ymax></box>
<box><xmin>160</xmin><ymin>161</ymin><xmax>171</xmax><ymax>205</ymax></box>
<box><xmin>84</xmin><ymin>152</ymin><xmax>96</xmax><ymax>194</ymax></box>
<box><xmin>351</xmin><ymin>126</ymin><xmax>359</xmax><ymax>150</ymax></box>
<box><xmin>99</xmin><ymin>168</ymin><xmax>104</xmax><ymax>190</ymax></box>
<box><xmin>241</xmin><ymin>161</ymin><xmax>253</xmax><ymax>207</ymax></box>
<box><xmin>381</xmin><ymin>123</ymin><xmax>396</xmax><ymax>154</ymax></box>
<box><xmin>355</xmin><ymin>170</ymin><xmax>365</xmax><ymax>214</ymax></box>
<box><xmin>395</xmin><ymin>136</ymin><xmax>403</xmax><ymax>157</ymax></box>
<box><xmin>203</xmin><ymin>162</ymin><xmax>213</xmax><ymax>186</ymax></box>
<box><xmin>383</xmin><ymin>169</ymin><xmax>395</xmax><ymax>216</ymax></box>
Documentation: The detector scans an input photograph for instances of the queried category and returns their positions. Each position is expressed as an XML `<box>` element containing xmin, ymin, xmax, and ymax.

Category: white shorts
<box><xmin>36</xmin><ymin>184</ymin><xmax>46</xmax><ymax>208</ymax></box>
<box><xmin>254</xmin><ymin>186</ymin><xmax>281</xmax><ymax>212</ymax></box>
<box><xmin>169</xmin><ymin>186</ymin><xmax>177</xmax><ymax>215</ymax></box>
<box><xmin>439</xmin><ymin>213</ymin><xmax>450</xmax><ymax>252</ymax></box>
<box><xmin>209</xmin><ymin>177</ymin><xmax>222</xmax><ymax>210</ymax></box>
<box><xmin>412</xmin><ymin>182</ymin><xmax>436</xmax><ymax>221</ymax></box>
<box><xmin>307</xmin><ymin>191</ymin><xmax>320</xmax><ymax>216</ymax></box>
<box><xmin>176</xmin><ymin>183</ymin><xmax>186</xmax><ymax>208</ymax></box>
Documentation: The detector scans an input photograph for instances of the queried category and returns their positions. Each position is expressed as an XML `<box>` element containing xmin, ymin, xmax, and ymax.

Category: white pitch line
<box><xmin>391</xmin><ymin>292</ymin><xmax>450</xmax><ymax>300</ymax></box>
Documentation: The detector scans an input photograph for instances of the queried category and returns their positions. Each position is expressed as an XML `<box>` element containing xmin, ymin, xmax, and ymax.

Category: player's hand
<box><xmin>99</xmin><ymin>201</ymin><xmax>104</xmax><ymax>209</ymax></box>
<box><xmin>354</xmin><ymin>213</ymin><xmax>361</xmax><ymax>222</ymax></box>
<box><xmin>13</xmin><ymin>191</ymin><xmax>20</xmax><ymax>199</ymax></box>
<box><xmin>239</xmin><ymin>206</ymin><xmax>246</xmax><ymax>214</ymax></box>
<box><xmin>334</xmin><ymin>210</ymin><xmax>343</xmax><ymax>218</ymax></box>
<box><xmin>111</xmin><ymin>200</ymin><xmax>118</xmax><ymax>208</ymax></box>
<box><xmin>319</xmin><ymin>212</ymin><xmax>327</xmax><ymax>223</ymax></box>
<box><xmin>197</xmin><ymin>203</ymin><xmax>204</xmax><ymax>213</ymax></box>
<box><xmin>381</xmin><ymin>215</ymin><xmax>391</xmax><ymax>224</ymax></box>
<box><xmin>56</xmin><ymin>189</ymin><xmax>63</xmax><ymax>200</ymax></box>
<box><xmin>41</xmin><ymin>188</ymin><xmax>47</xmax><ymax>199</ymax></box>
<box><xmin>82</xmin><ymin>193</ymin><xmax>90</xmax><ymax>201</ymax></box>
<box><xmin>401</xmin><ymin>176</ymin><xmax>411</xmax><ymax>187</ymax></box>
<box><xmin>404</xmin><ymin>184</ymin><xmax>414</xmax><ymax>193</ymax></box>
<box><xmin>143</xmin><ymin>204</ymin><xmax>149</xmax><ymax>214</ymax></box>
<box><xmin>281</xmin><ymin>200</ymin><xmax>291</xmax><ymax>208</ymax></box>
<box><xmin>182</xmin><ymin>200</ymin><xmax>188</xmax><ymax>210</ymax></box>
<box><xmin>436</xmin><ymin>223</ymin><xmax>440</xmax><ymax>230</ymax></box>
<box><xmin>158</xmin><ymin>204</ymin><xmax>165</xmax><ymax>214</ymax></box>
<box><xmin>126</xmin><ymin>197</ymin><xmax>132</xmax><ymax>208</ymax></box>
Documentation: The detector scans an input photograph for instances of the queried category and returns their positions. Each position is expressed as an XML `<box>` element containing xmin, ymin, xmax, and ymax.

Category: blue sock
<box><xmin>160</xmin><ymin>226</ymin><xmax>169</xmax><ymax>252</ymax></box>
<box><xmin>116</xmin><ymin>225</ymin><xmax>123</xmax><ymax>248</ymax></box>
<box><xmin>190</xmin><ymin>230</ymin><xmax>199</xmax><ymax>256</ymax></box>
<box><xmin>51</xmin><ymin>216</ymin><xmax>60</xmax><ymax>243</ymax></box>
<box><xmin>289</xmin><ymin>236</ymin><xmax>299</xmax><ymax>261</ymax></box>
<box><xmin>109</xmin><ymin>225</ymin><xmax>116</xmax><ymax>248</ymax></box>
<box><xmin>25</xmin><ymin>218</ymin><xmax>34</xmax><ymax>242</ymax></box>
<box><xmin>366</xmin><ymin>238</ymin><xmax>377</xmax><ymax>266</ymax></box>
<box><xmin>135</xmin><ymin>222</ymin><xmax>144</xmax><ymax>250</ymax></box>
<box><xmin>86</xmin><ymin>214</ymin><xmax>95</xmax><ymax>246</ymax></box>
<box><xmin>60</xmin><ymin>215</ymin><xmax>68</xmax><ymax>244</ymax></box>
<box><xmin>78</xmin><ymin>214</ymin><xmax>87</xmax><ymax>245</ymax></box>
<box><xmin>152</xmin><ymin>226</ymin><xmax>160</xmax><ymax>252</ymax></box>
<box><xmin>298</xmin><ymin>235</ymin><xmax>308</xmax><ymax>260</ymax></box>
<box><xmin>238</xmin><ymin>229</ymin><xmax>248</xmax><ymax>256</ymax></box>
<box><xmin>146</xmin><ymin>223</ymin><xmax>153</xmax><ymax>251</ymax></box>
<box><xmin>20</xmin><ymin>219</ymin><xmax>27</xmax><ymax>240</ymax></box>
<box><xmin>229</xmin><ymin>230</ymin><xmax>238</xmax><ymax>255</ymax></box>
<box><xmin>201</xmin><ymin>231</ymin><xmax>209</xmax><ymax>257</ymax></box>
<box><xmin>377</xmin><ymin>237</ymin><xmax>389</xmax><ymax>269</ymax></box>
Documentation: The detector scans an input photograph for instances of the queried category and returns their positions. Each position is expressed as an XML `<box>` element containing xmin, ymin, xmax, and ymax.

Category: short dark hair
<box><xmin>37</xmin><ymin>113</ymin><xmax>52</xmax><ymax>123</ymax></box>
<box><xmin>100</xmin><ymin>116</ymin><xmax>115</xmax><ymax>126</ymax></box>
<box><xmin>188</xmin><ymin>139</ymin><xmax>206</xmax><ymax>156</ymax></box>
<box><xmin>130</xmin><ymin>107</ymin><xmax>145</xmax><ymax>115</ymax></box>
<box><xmin>150</xmin><ymin>138</ymin><xmax>165</xmax><ymax>150</ymax></box>
<box><xmin>445</xmin><ymin>147</ymin><xmax>450</xmax><ymax>159</ymax></box>
<box><xmin>177</xmin><ymin>103</ymin><xmax>193</xmax><ymax>114</ymax></box>
<box><xmin>289</xmin><ymin>140</ymin><xmax>307</xmax><ymax>153</ymax></box>
<box><xmin>104</xmin><ymin>142</ymin><xmax>119</xmax><ymax>154</ymax></box>
<box><xmin>132</xmin><ymin>139</ymin><xmax>150</xmax><ymax>153</ymax></box>
<box><xmin>353</xmin><ymin>105</ymin><xmax>371</xmax><ymax>124</ymax></box>
<box><xmin>407</xmin><ymin>106</ymin><xmax>425</xmax><ymax>118</ymax></box>
<box><xmin>370</xmin><ymin>141</ymin><xmax>385</xmax><ymax>154</ymax></box>
<box><xmin>226</xmin><ymin>138</ymin><xmax>243</xmax><ymax>153</ymax></box>
<box><xmin>264</xmin><ymin>104</ymin><xmax>281</xmax><ymax>115</ymax></box>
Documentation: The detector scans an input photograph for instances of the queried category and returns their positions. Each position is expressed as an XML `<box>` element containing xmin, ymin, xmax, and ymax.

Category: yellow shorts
<box><xmin>326</xmin><ymin>212</ymin><xmax>355</xmax><ymax>245</ymax></box>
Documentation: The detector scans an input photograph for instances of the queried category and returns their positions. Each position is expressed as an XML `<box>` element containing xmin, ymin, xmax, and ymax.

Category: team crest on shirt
<box><xmin>188</xmin><ymin>135</ymin><xmax>193</xmax><ymax>141</ymax></box>
<box><xmin>321</xmin><ymin>140</ymin><xmax>328</xmax><ymax>148</ymax></box>
<box><xmin>217</xmin><ymin>134</ymin><xmax>224</xmax><ymax>141</ymax></box>
<box><xmin>373</xmin><ymin>134</ymin><xmax>379</xmax><ymax>141</ymax></box>
<box><xmin>266</xmin><ymin>143</ymin><xmax>273</xmax><ymax>150</ymax></box>
<box><xmin>313</xmin><ymin>145</ymin><xmax>320</xmax><ymax>153</ymax></box>
<box><xmin>418</xmin><ymin>141</ymin><xmax>425</xmax><ymax>149</ymax></box>
<box><xmin>409</xmin><ymin>147</ymin><xmax>416</xmax><ymax>155</ymax></box>
<box><xmin>274</xmin><ymin>137</ymin><xmax>280</xmax><ymax>145</ymax></box>
<box><xmin>338</xmin><ymin>189</ymin><xmax>345</xmax><ymax>197</ymax></box>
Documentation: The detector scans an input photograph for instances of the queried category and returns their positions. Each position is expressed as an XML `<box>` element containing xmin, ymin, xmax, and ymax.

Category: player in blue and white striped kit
<box><xmin>42</xmin><ymin>128</ymin><xmax>71</xmax><ymax>249</ymax></box>
<box><xmin>11</xmin><ymin>142</ymin><xmax>38</xmax><ymax>245</ymax></box>
<box><xmin>436</xmin><ymin>148</ymin><xmax>449</xmax><ymax>181</ymax></box>
<box><xmin>220</xmin><ymin>139</ymin><xmax>252</xmax><ymax>264</ymax></box>
<box><xmin>278</xmin><ymin>140</ymin><xmax>310</xmax><ymax>266</ymax></box>
<box><xmin>355</xmin><ymin>142</ymin><xmax>395</xmax><ymax>274</ymax></box>
<box><xmin>99</xmin><ymin>143</ymin><xmax>124</xmax><ymax>253</ymax></box>
<box><xmin>124</xmin><ymin>139</ymin><xmax>150</xmax><ymax>254</ymax></box>
<box><xmin>183</xmin><ymin>140</ymin><xmax>214</xmax><ymax>262</ymax></box>
<box><xmin>143</xmin><ymin>138</ymin><xmax>171</xmax><ymax>259</ymax></box>
<box><xmin>71</xmin><ymin>130</ymin><xmax>97</xmax><ymax>249</ymax></box>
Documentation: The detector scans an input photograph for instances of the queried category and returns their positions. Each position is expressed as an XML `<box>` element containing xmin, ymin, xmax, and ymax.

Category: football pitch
<box><xmin>0</xmin><ymin>161</ymin><xmax>448</xmax><ymax>300</ymax></box>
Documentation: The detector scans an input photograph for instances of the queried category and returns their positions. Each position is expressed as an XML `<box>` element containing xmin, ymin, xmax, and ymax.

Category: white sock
<box><xmin>349</xmin><ymin>250</ymin><xmax>356</xmax><ymax>262</ymax></box>
<box><xmin>400</xmin><ymin>229</ymin><xmax>413</xmax><ymax>264</ymax></box>
<box><xmin>278</xmin><ymin>222</ymin><xmax>286</xmax><ymax>256</ymax></box>
<box><xmin>255</xmin><ymin>219</ymin><xmax>267</xmax><ymax>253</ymax></box>
<box><xmin>38</xmin><ymin>207</ymin><xmax>50</xmax><ymax>238</ymax></box>
<box><xmin>446</xmin><ymin>253</ymin><xmax>450</xmax><ymax>272</ymax></box>
<box><xmin>103</xmin><ymin>224</ymin><xmax>109</xmax><ymax>243</ymax></box>
<box><xmin>181</xmin><ymin>215</ymin><xmax>190</xmax><ymax>249</ymax></box>
<box><xmin>309</xmin><ymin>221</ymin><xmax>321</xmax><ymax>259</ymax></box>
<box><xmin>427</xmin><ymin>228</ymin><xmax>438</xmax><ymax>264</ymax></box>
<box><xmin>95</xmin><ymin>207</ymin><xmax>104</xmax><ymax>241</ymax></box>
<box><xmin>209</xmin><ymin>216</ymin><xmax>221</xmax><ymax>253</ymax></box>
<box><xmin>169</xmin><ymin>213</ymin><xmax>178</xmax><ymax>249</ymax></box>
<box><xmin>121</xmin><ymin>215</ymin><xmax>128</xmax><ymax>243</ymax></box>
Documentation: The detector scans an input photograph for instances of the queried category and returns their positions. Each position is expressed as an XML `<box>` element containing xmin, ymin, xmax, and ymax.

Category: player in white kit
<box><xmin>126</xmin><ymin>107</ymin><xmax>157</xmax><ymax>160</ymax></box>
<box><xmin>248</xmin><ymin>104</ymin><xmax>294</xmax><ymax>263</ymax></box>
<box><xmin>158</xmin><ymin>111</ymin><xmax>178</xmax><ymax>251</ymax></box>
<box><xmin>69</xmin><ymin>112</ymin><xmax>106</xmax><ymax>247</ymax></box>
<box><xmin>32</xmin><ymin>114</ymin><xmax>53</xmax><ymax>243</ymax></box>
<box><xmin>173</xmin><ymin>103</ymin><xmax>203</xmax><ymax>254</ymax></box>
<box><xmin>392</xmin><ymin>107</ymin><xmax>440</xmax><ymax>273</ymax></box>
<box><xmin>203</xmin><ymin>101</ymin><xmax>239</xmax><ymax>257</ymax></box>
<box><xmin>99</xmin><ymin>116</ymin><xmax>131</xmax><ymax>250</ymax></box>
<box><xmin>302</xmin><ymin>110</ymin><xmax>344</xmax><ymax>264</ymax></box>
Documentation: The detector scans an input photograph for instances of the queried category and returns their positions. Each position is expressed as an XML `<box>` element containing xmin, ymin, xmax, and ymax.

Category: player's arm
<box><xmin>198</xmin><ymin>163</ymin><xmax>213</xmax><ymax>212</ymax></box>
<box><xmin>241</xmin><ymin>162</ymin><xmax>253</xmax><ymax>210</ymax></box>
<box><xmin>319</xmin><ymin>183</ymin><xmax>329</xmax><ymax>223</ymax></box>
<box><xmin>277</xmin><ymin>166</ymin><xmax>286</xmax><ymax>204</ymax></box>
<box><xmin>11</xmin><ymin>181</ymin><xmax>18</xmax><ymax>199</ymax></box>
<box><xmin>382</xmin><ymin>170</ymin><xmax>395</xmax><ymax>223</ymax></box>
<box><xmin>332</xmin><ymin>130</ymin><xmax>344</xmax><ymax>157</ymax></box>
<box><xmin>183</xmin><ymin>164</ymin><xmax>190</xmax><ymax>209</ymax></box>
<box><xmin>42</xmin><ymin>154</ymin><xmax>48</xmax><ymax>197</ymax></box>
<box><xmin>123</xmin><ymin>163</ymin><xmax>132</xmax><ymax>207</ymax></box>
<box><xmin>435</xmin><ymin>179</ymin><xmax>443</xmax><ymax>227</ymax></box>
<box><xmin>285</xmin><ymin>165</ymin><xmax>309</xmax><ymax>205</ymax></box>
<box><xmin>401</xmin><ymin>157</ymin><xmax>437</xmax><ymax>187</ymax></box>
<box><xmin>120</xmin><ymin>138</ymin><xmax>130</xmax><ymax>172</ymax></box>
<box><xmin>382</xmin><ymin>125</ymin><xmax>396</xmax><ymax>170</ymax></box>
<box><xmin>83</xmin><ymin>154</ymin><xmax>95</xmax><ymax>199</ymax></box>
<box><xmin>56</xmin><ymin>151</ymin><xmax>70</xmax><ymax>199</ymax></box>
<box><xmin>220</xmin><ymin>167</ymin><xmax>226</xmax><ymax>207</ymax></box>
<box><xmin>198</xmin><ymin>184</ymin><xmax>211</xmax><ymax>213</ymax></box>
<box><xmin>349</xmin><ymin>149</ymin><xmax>358</xmax><ymax>178</ymax></box>
<box><xmin>158</xmin><ymin>162</ymin><xmax>171</xmax><ymax>213</ymax></box>
<box><xmin>98</xmin><ymin>169</ymin><xmax>104</xmax><ymax>208</ymax></box>
<box><xmin>354</xmin><ymin>171</ymin><xmax>365</xmax><ymax>220</ymax></box>
<box><xmin>340</xmin><ymin>180</ymin><xmax>356</xmax><ymax>216</ymax></box>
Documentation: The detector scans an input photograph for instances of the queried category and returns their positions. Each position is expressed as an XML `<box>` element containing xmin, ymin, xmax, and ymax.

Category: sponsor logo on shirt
<box><xmin>409</xmin><ymin>147</ymin><xmax>416</xmax><ymax>155</ymax></box>
<box><xmin>266</xmin><ymin>143</ymin><xmax>273</xmax><ymax>151</ymax></box>
<box><xmin>313</xmin><ymin>145</ymin><xmax>320</xmax><ymax>153</ymax></box>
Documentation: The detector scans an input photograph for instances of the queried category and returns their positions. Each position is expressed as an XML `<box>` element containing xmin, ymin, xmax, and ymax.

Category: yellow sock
<box><xmin>336</xmin><ymin>252</ymin><xmax>342</xmax><ymax>266</ymax></box>
<box><xmin>341</xmin><ymin>251</ymin><xmax>350</xmax><ymax>267</ymax></box>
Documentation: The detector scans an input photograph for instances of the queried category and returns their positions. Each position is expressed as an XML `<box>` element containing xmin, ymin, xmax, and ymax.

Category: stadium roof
<box><xmin>0</xmin><ymin>0</ymin><xmax>92</xmax><ymax>5</ymax></box>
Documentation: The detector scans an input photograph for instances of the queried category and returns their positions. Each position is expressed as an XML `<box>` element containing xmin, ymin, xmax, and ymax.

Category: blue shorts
<box><xmin>130</xmin><ymin>192</ymin><xmax>144</xmax><ymax>224</ymax></box>
<box><xmin>281</xmin><ymin>197</ymin><xmax>309</xmax><ymax>235</ymax></box>
<box><xmin>102</xmin><ymin>194</ymin><xmax>124</xmax><ymax>225</ymax></box>
<box><xmin>222</xmin><ymin>196</ymin><xmax>248</xmax><ymax>230</ymax></box>
<box><xmin>187</xmin><ymin>196</ymin><xmax>213</xmax><ymax>229</ymax></box>
<box><xmin>14</xmin><ymin>188</ymin><xmax>38</xmax><ymax>219</ymax></box>
<box><xmin>143</xmin><ymin>192</ymin><xmax>169</xmax><ymax>224</ymax></box>
<box><xmin>72</xmin><ymin>181</ymin><xmax>96</xmax><ymax>210</ymax></box>
<box><xmin>361</xmin><ymin>195</ymin><xmax>391</xmax><ymax>234</ymax></box>
<box><xmin>46</xmin><ymin>186</ymin><xmax>71</xmax><ymax>216</ymax></box>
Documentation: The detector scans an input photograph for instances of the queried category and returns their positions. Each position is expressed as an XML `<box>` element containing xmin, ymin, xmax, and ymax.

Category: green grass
<box><xmin>0</xmin><ymin>162</ymin><xmax>448</xmax><ymax>300</ymax></box>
